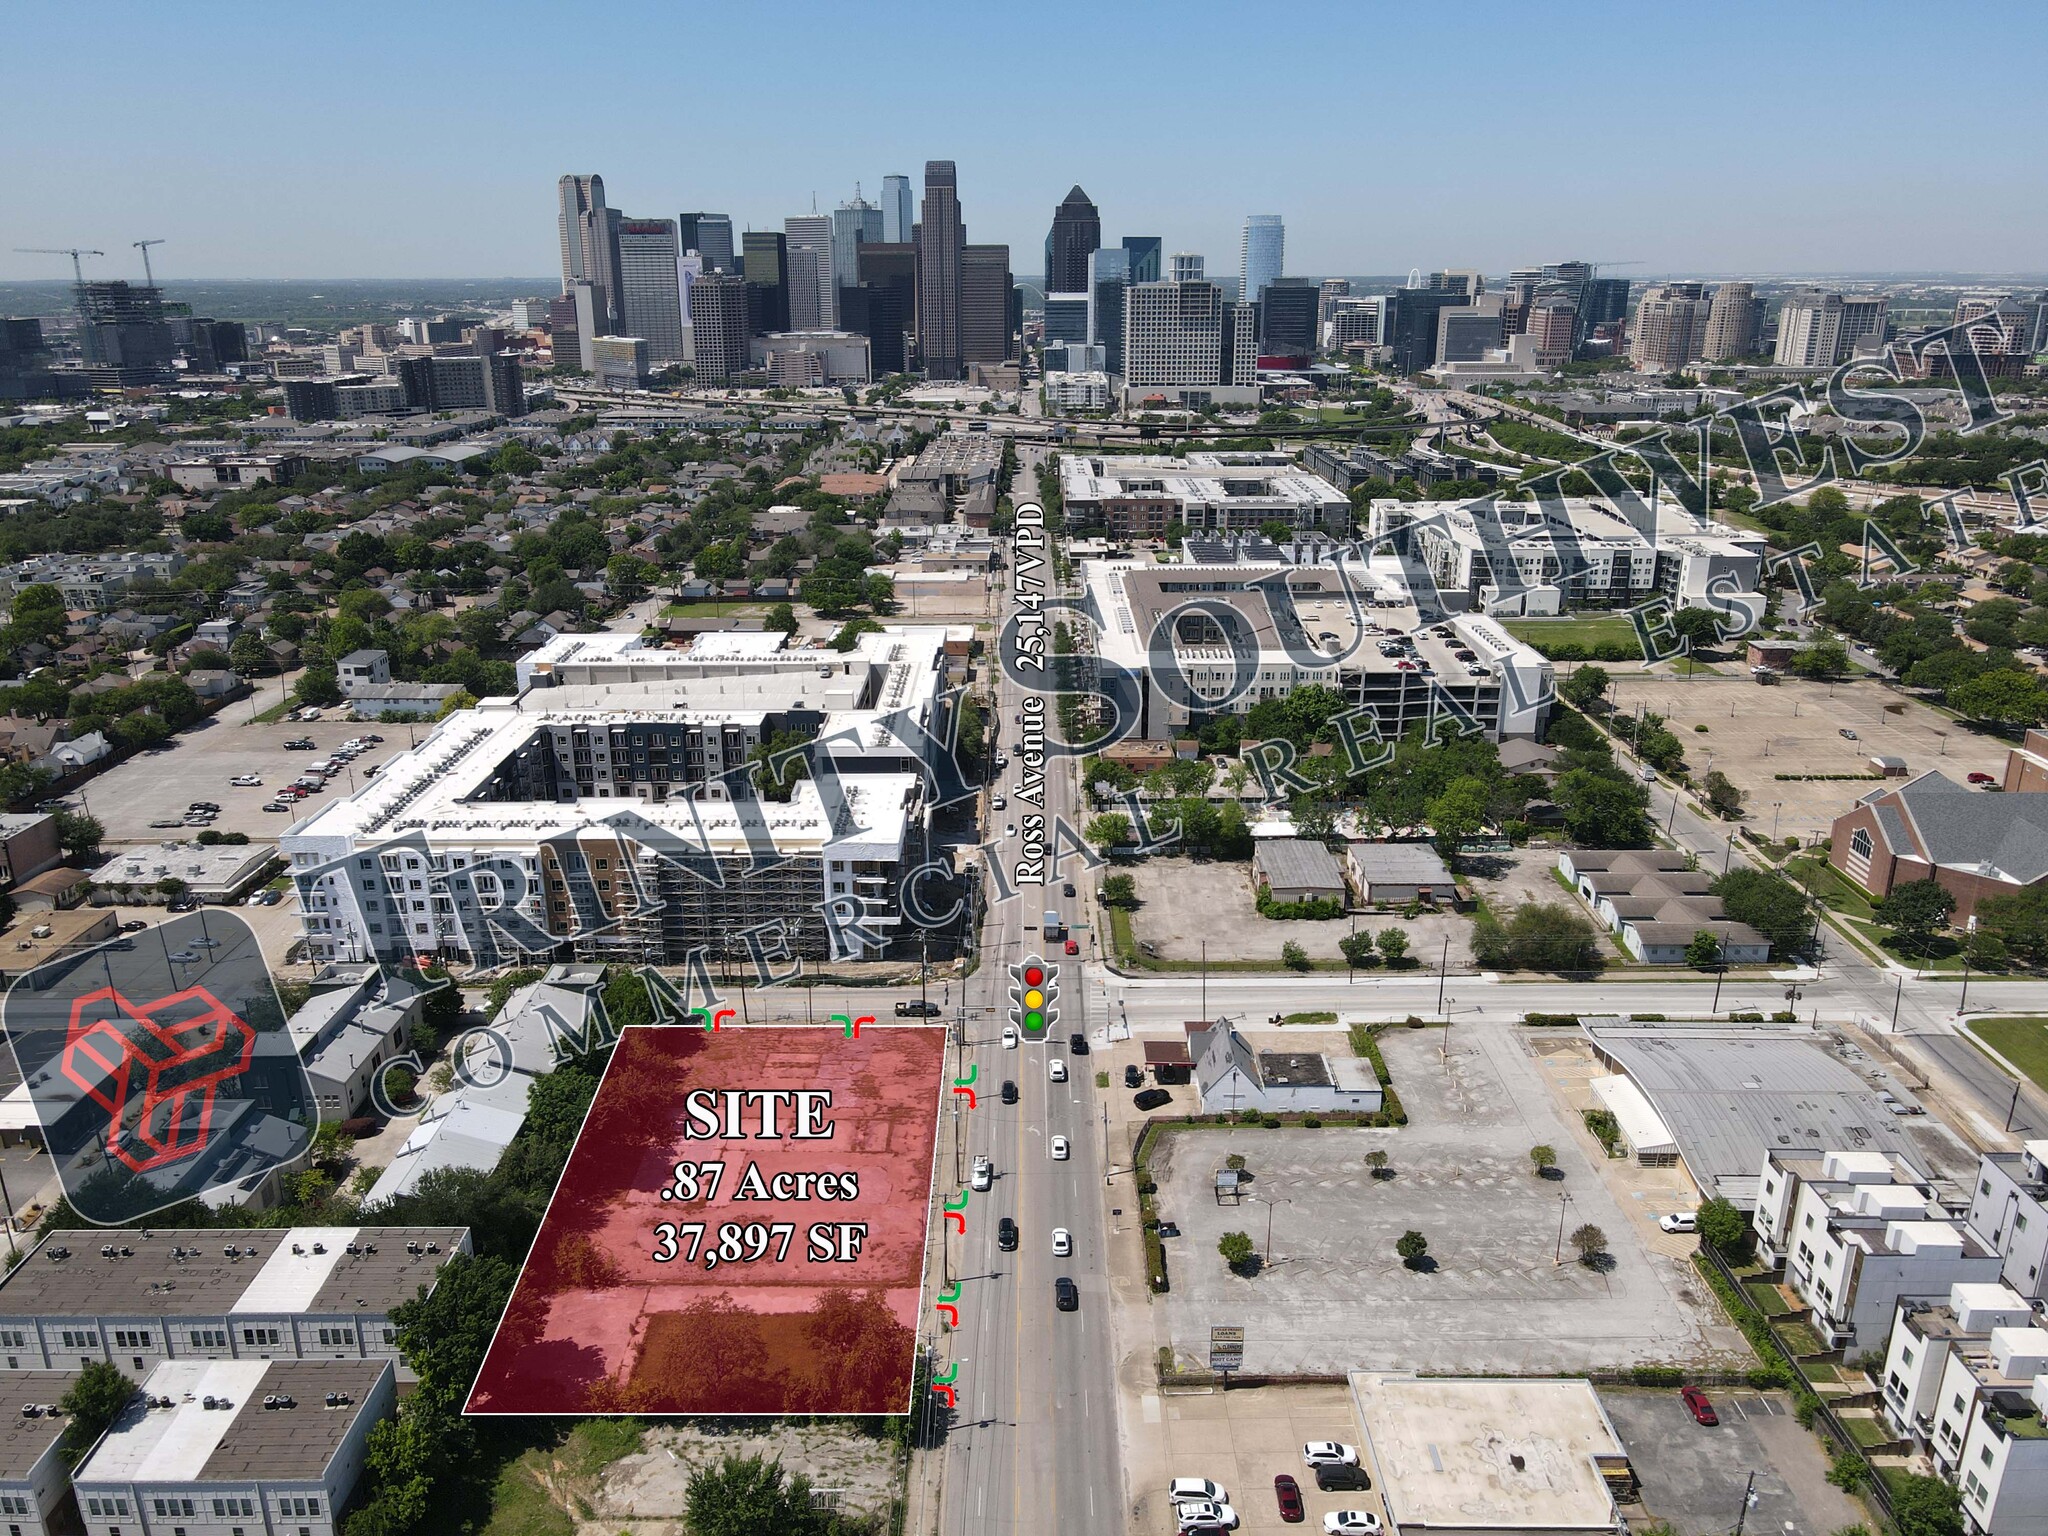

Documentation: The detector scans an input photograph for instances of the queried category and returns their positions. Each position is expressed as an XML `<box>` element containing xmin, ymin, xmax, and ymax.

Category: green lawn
<box><xmin>1502</xmin><ymin>616</ymin><xmax>1644</xmax><ymax>652</ymax></box>
<box><xmin>1967</xmin><ymin>1018</ymin><xmax>2048</xmax><ymax>1095</ymax></box>
<box><xmin>660</xmin><ymin>599</ymin><xmax>767</xmax><ymax>618</ymax></box>
<box><xmin>1785</xmin><ymin>856</ymin><xmax>1876</xmax><ymax>920</ymax></box>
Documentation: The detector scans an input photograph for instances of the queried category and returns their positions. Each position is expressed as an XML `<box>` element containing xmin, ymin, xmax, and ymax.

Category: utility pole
<box><xmin>2008</xmin><ymin>1078</ymin><xmax>2025</xmax><ymax>1134</ymax></box>
<box><xmin>1891</xmin><ymin>972</ymin><xmax>1905</xmax><ymax>1033</ymax></box>
<box><xmin>1200</xmin><ymin>939</ymin><xmax>1208</xmax><ymax>1023</ymax></box>
<box><xmin>1436</xmin><ymin>935</ymin><xmax>1449</xmax><ymax>1016</ymax></box>
<box><xmin>1732</xmin><ymin>1471</ymin><xmax>1758</xmax><ymax>1536</ymax></box>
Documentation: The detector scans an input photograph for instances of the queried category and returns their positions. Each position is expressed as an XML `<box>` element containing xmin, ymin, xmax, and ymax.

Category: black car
<box><xmin>998</xmin><ymin>1217</ymin><xmax>1018</xmax><ymax>1251</ymax></box>
<box><xmin>1054</xmin><ymin>1276</ymin><xmax>1078</xmax><ymax>1311</ymax></box>
<box><xmin>1124</xmin><ymin>1065</ymin><xmax>1144</xmax><ymax>1088</ymax></box>
<box><xmin>1068</xmin><ymin>1032</ymin><xmax>1089</xmax><ymax>1055</ymax></box>
<box><xmin>1133</xmin><ymin>1088</ymin><xmax>1172</xmax><ymax>1111</ymax></box>
<box><xmin>166</xmin><ymin>896</ymin><xmax>200</xmax><ymax>914</ymax></box>
<box><xmin>1315</xmin><ymin>1465</ymin><xmax>1372</xmax><ymax>1493</ymax></box>
<box><xmin>1063</xmin><ymin>882</ymin><xmax>1076</xmax><ymax>898</ymax></box>
<box><xmin>1000</xmin><ymin>1080</ymin><xmax>1018</xmax><ymax>1105</ymax></box>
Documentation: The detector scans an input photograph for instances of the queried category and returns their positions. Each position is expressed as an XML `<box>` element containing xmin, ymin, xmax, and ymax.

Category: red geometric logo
<box><xmin>59</xmin><ymin>985</ymin><xmax>257</xmax><ymax>1174</ymax></box>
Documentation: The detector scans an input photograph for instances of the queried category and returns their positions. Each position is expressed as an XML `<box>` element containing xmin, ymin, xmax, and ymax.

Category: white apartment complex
<box><xmin>1058</xmin><ymin>453</ymin><xmax>1348</xmax><ymax>540</ymax></box>
<box><xmin>1774</xmin><ymin>291</ymin><xmax>1890</xmax><ymax>368</ymax></box>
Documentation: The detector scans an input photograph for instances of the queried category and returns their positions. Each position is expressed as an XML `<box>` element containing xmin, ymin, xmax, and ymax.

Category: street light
<box><xmin>1552</xmin><ymin>1190</ymin><xmax>1575</xmax><ymax>1266</ymax></box>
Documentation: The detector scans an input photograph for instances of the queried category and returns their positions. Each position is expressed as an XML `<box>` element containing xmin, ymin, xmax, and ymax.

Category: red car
<box><xmin>1682</xmin><ymin>1386</ymin><xmax>1718</xmax><ymax>1425</ymax></box>
<box><xmin>1969</xmin><ymin>772</ymin><xmax>1997</xmax><ymax>785</ymax></box>
<box><xmin>1064</xmin><ymin>938</ymin><xmax>1079</xmax><ymax>955</ymax></box>
<box><xmin>1274</xmin><ymin>1474</ymin><xmax>1304</xmax><ymax>1523</ymax></box>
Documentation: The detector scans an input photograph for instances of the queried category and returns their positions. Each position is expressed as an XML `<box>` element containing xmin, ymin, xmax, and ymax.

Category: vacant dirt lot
<box><xmin>1123</xmin><ymin>854</ymin><xmax>1475</xmax><ymax>967</ymax></box>
<box><xmin>1605</xmin><ymin>671</ymin><xmax>2008</xmax><ymax>847</ymax></box>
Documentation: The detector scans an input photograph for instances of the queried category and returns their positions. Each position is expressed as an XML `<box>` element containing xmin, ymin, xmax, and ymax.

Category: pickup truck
<box><xmin>1043</xmin><ymin>910</ymin><xmax>1063</xmax><ymax>941</ymax></box>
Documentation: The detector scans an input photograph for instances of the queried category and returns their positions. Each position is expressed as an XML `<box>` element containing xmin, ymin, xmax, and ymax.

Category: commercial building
<box><xmin>845</xmin><ymin>241</ymin><xmax>915</xmax><ymax>376</ymax></box>
<box><xmin>1083</xmin><ymin>547</ymin><xmax>1552</xmax><ymax>743</ymax></box>
<box><xmin>590</xmin><ymin>335</ymin><xmax>650</xmax><ymax>391</ymax></box>
<box><xmin>1240</xmin><ymin>214</ymin><xmax>1284</xmax><ymax>308</ymax></box>
<box><xmin>0</xmin><ymin>1227</ymin><xmax>468</xmax><ymax>1376</ymax></box>
<box><xmin>880</xmin><ymin>175</ymin><xmax>912</xmax><ymax>245</ymax></box>
<box><xmin>677</xmin><ymin>212</ymin><xmax>734</xmax><ymax>274</ymax></box>
<box><xmin>1351</xmin><ymin>1375</ymin><xmax>1631</xmax><ymax>1536</ymax></box>
<box><xmin>1383</xmin><ymin>288</ymin><xmax>1468</xmax><ymax>375</ymax></box>
<box><xmin>0</xmin><ymin>816</ymin><xmax>60</xmax><ymax>894</ymax></box>
<box><xmin>1044</xmin><ymin>186</ymin><xmax>1101</xmax><ymax>295</ymax></box>
<box><xmin>1830</xmin><ymin>770</ymin><xmax>2048</xmax><ymax>921</ymax></box>
<box><xmin>1120</xmin><ymin>281</ymin><xmax>1258</xmax><ymax>407</ymax></box>
<box><xmin>1170</xmin><ymin>252</ymin><xmax>1204</xmax><ymax>283</ymax></box>
<box><xmin>1433</xmin><ymin>301</ymin><xmax>1505</xmax><ymax>368</ymax></box>
<box><xmin>760</xmin><ymin>331</ymin><xmax>871</xmax><ymax>385</ymax></box>
<box><xmin>917</xmin><ymin>160</ymin><xmax>965</xmax><ymax>379</ymax></box>
<box><xmin>741</xmin><ymin>230</ymin><xmax>790</xmax><ymax>335</ymax></box>
<box><xmin>77</xmin><ymin>282</ymin><xmax>176</xmax><ymax>386</ymax></box>
<box><xmin>1122</xmin><ymin>236</ymin><xmax>1162</xmax><ymax>284</ymax></box>
<box><xmin>1629</xmin><ymin>282</ymin><xmax>1711</xmax><ymax>371</ymax></box>
<box><xmin>0</xmin><ymin>1374</ymin><xmax>80</xmax><ymax>1536</ymax></box>
<box><xmin>1558</xmin><ymin>848</ymin><xmax>1772</xmax><ymax>964</ymax></box>
<box><xmin>557</xmin><ymin>173</ymin><xmax>621</xmax><ymax>336</ymax></box>
<box><xmin>1753</xmin><ymin>1148</ymin><xmax>2000</xmax><ymax>1350</ymax></box>
<box><xmin>1192</xmin><ymin>1022</ymin><xmax>1382</xmax><ymax>1116</ymax></box>
<box><xmin>165</xmin><ymin>455</ymin><xmax>303</xmax><ymax>493</ymax></box>
<box><xmin>784</xmin><ymin>213</ymin><xmax>835</xmax><ymax>332</ymax></box>
<box><xmin>284</xmin><ymin>627</ymin><xmax>952</xmax><ymax>966</ymax></box>
<box><xmin>1088</xmin><ymin>246</ymin><xmax>1129</xmax><ymax>374</ymax></box>
<box><xmin>831</xmin><ymin>194</ymin><xmax>883</xmax><ymax>296</ymax></box>
<box><xmin>1252</xmin><ymin>838</ymin><xmax>1346</xmax><ymax>904</ymax></box>
<box><xmin>961</xmin><ymin>244</ymin><xmax>1014</xmax><ymax>364</ymax></box>
<box><xmin>88</xmin><ymin>841</ymin><xmax>276</xmax><ymax>906</ymax></box>
<box><xmin>394</xmin><ymin>352</ymin><xmax>522</xmax><ymax>417</ymax></box>
<box><xmin>1043</xmin><ymin>293</ymin><xmax>1089</xmax><ymax>347</ymax></box>
<box><xmin>615</xmin><ymin>218</ymin><xmax>685</xmax><ymax>365</ymax></box>
<box><xmin>1345</xmin><ymin>842</ymin><xmax>1458</xmax><ymax>905</ymax></box>
<box><xmin>1043</xmin><ymin>371</ymin><xmax>1111</xmax><ymax>412</ymax></box>
<box><xmin>72</xmin><ymin>1358</ymin><xmax>394</xmax><ymax>1536</ymax></box>
<box><xmin>1257</xmin><ymin>278</ymin><xmax>1320</xmax><ymax>366</ymax></box>
<box><xmin>688</xmin><ymin>273</ymin><xmax>750</xmax><ymax>383</ymax></box>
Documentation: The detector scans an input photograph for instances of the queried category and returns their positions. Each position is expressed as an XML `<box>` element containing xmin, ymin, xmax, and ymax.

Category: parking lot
<box><xmin>1601</xmin><ymin>1388</ymin><xmax>1866</xmax><ymax>1536</ymax></box>
<box><xmin>1605</xmin><ymin>671</ymin><xmax>2008</xmax><ymax>848</ymax></box>
<box><xmin>78</xmin><ymin>716</ymin><xmax>415</xmax><ymax>846</ymax></box>
<box><xmin>1122</xmin><ymin>855</ymin><xmax>1476</xmax><ymax>966</ymax></box>
<box><xmin>1150</xmin><ymin>1022</ymin><xmax>1719</xmax><ymax>1375</ymax></box>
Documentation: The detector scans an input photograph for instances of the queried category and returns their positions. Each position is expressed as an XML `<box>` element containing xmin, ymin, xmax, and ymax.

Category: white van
<box><xmin>307</xmin><ymin>759</ymin><xmax>335</xmax><ymax>776</ymax></box>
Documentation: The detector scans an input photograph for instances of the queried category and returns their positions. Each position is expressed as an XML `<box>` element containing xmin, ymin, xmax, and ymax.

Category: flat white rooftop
<box><xmin>1351</xmin><ymin>1374</ymin><xmax>1625</xmax><ymax>1535</ymax></box>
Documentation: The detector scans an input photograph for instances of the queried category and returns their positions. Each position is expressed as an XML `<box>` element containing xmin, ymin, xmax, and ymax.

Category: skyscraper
<box><xmin>1383</xmin><ymin>289</ymin><xmax>1466</xmax><ymax>375</ymax></box>
<box><xmin>1044</xmin><ymin>186</ymin><xmax>1101</xmax><ymax>294</ymax></box>
<box><xmin>1171</xmin><ymin>253</ymin><xmax>1205</xmax><ymax>283</ymax></box>
<box><xmin>962</xmin><ymin>244</ymin><xmax>1014</xmax><ymax>365</ymax></box>
<box><xmin>1525</xmin><ymin>297</ymin><xmax>1577</xmax><ymax>369</ymax></box>
<box><xmin>832</xmin><ymin>193</ymin><xmax>884</xmax><ymax>296</ymax></box>
<box><xmin>689</xmin><ymin>274</ymin><xmax>750</xmax><ymax>382</ymax></box>
<box><xmin>75</xmin><ymin>281</ymin><xmax>175</xmax><ymax>385</ymax></box>
<box><xmin>616</xmin><ymin>218</ymin><xmax>686</xmax><ymax>365</ymax></box>
<box><xmin>742</xmin><ymin>230</ymin><xmax>791</xmax><ymax>334</ymax></box>
<box><xmin>848</xmin><ymin>242</ymin><xmax>915</xmax><ymax>375</ymax></box>
<box><xmin>1702</xmin><ymin>281</ymin><xmax>1762</xmax><ymax>362</ymax></box>
<box><xmin>1629</xmin><ymin>283</ymin><xmax>1711</xmax><ymax>371</ymax></box>
<box><xmin>1240</xmin><ymin>214</ymin><xmax>1284</xmax><ymax>307</ymax></box>
<box><xmin>546</xmin><ymin>294</ymin><xmax>580</xmax><ymax>373</ymax></box>
<box><xmin>881</xmin><ymin>175</ymin><xmax>913</xmax><ymax>245</ymax></box>
<box><xmin>1318</xmin><ymin>278</ymin><xmax>1351</xmax><ymax>333</ymax></box>
<box><xmin>916</xmin><ymin>160</ymin><xmax>965</xmax><ymax>379</ymax></box>
<box><xmin>1774</xmin><ymin>291</ymin><xmax>1888</xmax><ymax>367</ymax></box>
<box><xmin>1089</xmin><ymin>246</ymin><xmax>1131</xmax><ymax>375</ymax></box>
<box><xmin>785</xmin><ymin>214</ymin><xmax>835</xmax><ymax>331</ymax></box>
<box><xmin>569</xmin><ymin>280</ymin><xmax>604</xmax><ymax>371</ymax></box>
<box><xmin>678</xmin><ymin>213</ymin><xmax>735</xmax><ymax>274</ymax></box>
<box><xmin>557</xmin><ymin>174</ymin><xmax>608</xmax><ymax>293</ymax></box>
<box><xmin>1122</xmin><ymin>236</ymin><xmax>1162</xmax><ymax>285</ymax></box>
<box><xmin>1431</xmin><ymin>270</ymin><xmax>1484</xmax><ymax>299</ymax></box>
<box><xmin>1258</xmin><ymin>278</ymin><xmax>1320</xmax><ymax>365</ymax></box>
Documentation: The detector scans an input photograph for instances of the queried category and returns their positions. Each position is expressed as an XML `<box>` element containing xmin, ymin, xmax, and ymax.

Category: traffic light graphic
<box><xmin>1010</xmin><ymin>956</ymin><xmax>1057</xmax><ymax>1039</ymax></box>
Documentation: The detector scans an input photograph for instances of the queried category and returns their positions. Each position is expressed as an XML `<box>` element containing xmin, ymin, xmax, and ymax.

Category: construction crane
<box><xmin>133</xmin><ymin>239</ymin><xmax>166</xmax><ymax>285</ymax></box>
<box><xmin>14</xmin><ymin>246</ymin><xmax>104</xmax><ymax>285</ymax></box>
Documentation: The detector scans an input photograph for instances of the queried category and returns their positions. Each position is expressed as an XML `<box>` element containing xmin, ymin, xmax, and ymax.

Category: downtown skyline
<box><xmin>5</xmin><ymin>0</ymin><xmax>2047</xmax><ymax>281</ymax></box>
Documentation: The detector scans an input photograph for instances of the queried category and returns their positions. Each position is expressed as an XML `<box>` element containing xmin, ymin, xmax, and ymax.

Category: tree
<box><xmin>295</xmin><ymin>663</ymin><xmax>343</xmax><ymax>707</ymax></box>
<box><xmin>435</xmin><ymin>690</ymin><xmax>478</xmax><ymax>719</ymax></box>
<box><xmin>1976</xmin><ymin>887</ymin><xmax>2048</xmax><ymax>968</ymax></box>
<box><xmin>7</xmin><ymin>583</ymin><xmax>68</xmax><ymax>648</ymax></box>
<box><xmin>1472</xmin><ymin>902</ymin><xmax>1605</xmax><ymax>975</ymax></box>
<box><xmin>1701</xmin><ymin>769</ymin><xmax>1744</xmax><ymax>819</ymax></box>
<box><xmin>1376</xmin><ymin>928</ymin><xmax>1410</xmax><ymax>966</ymax></box>
<box><xmin>1696</xmin><ymin>1196</ymin><xmax>1749</xmax><ymax>1253</ymax></box>
<box><xmin>764</xmin><ymin>601</ymin><xmax>798</xmax><ymax>635</ymax></box>
<box><xmin>1789</xmin><ymin>640</ymin><xmax>1850</xmax><ymax>680</ymax></box>
<box><xmin>53</xmin><ymin>810</ymin><xmax>103</xmax><ymax>861</ymax></box>
<box><xmin>59</xmin><ymin>1361</ymin><xmax>135</xmax><ymax>1465</ymax></box>
<box><xmin>1672</xmin><ymin>608</ymin><xmax>1724</xmax><ymax>653</ymax></box>
<box><xmin>1570</xmin><ymin>1223</ymin><xmax>1608</xmax><ymax>1263</ymax></box>
<box><xmin>229</xmin><ymin>631</ymin><xmax>272</xmax><ymax>675</ymax></box>
<box><xmin>1558</xmin><ymin>665</ymin><xmax>1611</xmax><ymax>713</ymax></box>
<box><xmin>1100</xmin><ymin>873</ymin><xmax>1138</xmax><ymax>908</ymax></box>
<box><xmin>1281</xmin><ymin>940</ymin><xmax>1311</xmax><ymax>972</ymax></box>
<box><xmin>1218</xmin><ymin>1231</ymin><xmax>1257</xmax><ymax>1275</ymax></box>
<box><xmin>1529</xmin><ymin>1145</ymin><xmax>1557</xmax><ymax>1176</ymax></box>
<box><xmin>1365</xmin><ymin>1149</ymin><xmax>1390</xmax><ymax>1179</ymax></box>
<box><xmin>312</xmin><ymin>1120</ymin><xmax>352</xmax><ymax>1167</ymax></box>
<box><xmin>684</xmin><ymin>1452</ymin><xmax>844</xmax><ymax>1536</ymax></box>
<box><xmin>1085</xmin><ymin>812</ymin><xmax>1133</xmax><ymax>850</ymax></box>
<box><xmin>1888</xmin><ymin>1472</ymin><xmax>1964</xmax><ymax>1536</ymax></box>
<box><xmin>1685</xmin><ymin>930</ymin><xmax>1722</xmax><ymax>970</ymax></box>
<box><xmin>1712</xmin><ymin>869</ymin><xmax>1812</xmax><ymax>957</ymax></box>
<box><xmin>1341</xmin><ymin>930</ymin><xmax>1380</xmax><ymax>969</ymax></box>
<box><xmin>1874</xmin><ymin>878</ymin><xmax>1957</xmax><ymax>953</ymax></box>
<box><xmin>1952</xmin><ymin>669</ymin><xmax>2048</xmax><ymax>727</ymax></box>
<box><xmin>1395</xmin><ymin>1230</ymin><xmax>1429</xmax><ymax>1267</ymax></box>
<box><xmin>1554</xmin><ymin>768</ymin><xmax>1651</xmax><ymax>848</ymax></box>
<box><xmin>1427</xmin><ymin>776</ymin><xmax>1491</xmax><ymax>857</ymax></box>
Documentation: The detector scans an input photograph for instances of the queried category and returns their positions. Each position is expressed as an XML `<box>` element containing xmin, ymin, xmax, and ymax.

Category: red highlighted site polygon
<box><xmin>466</xmin><ymin>1024</ymin><xmax>944</xmax><ymax>1416</ymax></box>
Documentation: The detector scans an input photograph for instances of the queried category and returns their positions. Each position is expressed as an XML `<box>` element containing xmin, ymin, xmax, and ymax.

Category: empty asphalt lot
<box><xmin>78</xmin><ymin>717</ymin><xmax>417</xmax><ymax>846</ymax></box>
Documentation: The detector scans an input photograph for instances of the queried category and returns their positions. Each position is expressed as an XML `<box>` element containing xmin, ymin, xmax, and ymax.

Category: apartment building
<box><xmin>284</xmin><ymin>628</ymin><xmax>948</xmax><ymax>966</ymax></box>
<box><xmin>1878</xmin><ymin>1282</ymin><xmax>2048</xmax><ymax>1536</ymax></box>
<box><xmin>73</xmin><ymin>1358</ymin><xmax>393</xmax><ymax>1536</ymax></box>
<box><xmin>1059</xmin><ymin>452</ymin><xmax>1347</xmax><ymax>539</ymax></box>
<box><xmin>0</xmin><ymin>1377</ymin><xmax>80</xmax><ymax>1536</ymax></box>
<box><xmin>1754</xmin><ymin>1149</ymin><xmax>2000</xmax><ymax>1349</ymax></box>
<box><xmin>0</xmin><ymin>1228</ymin><xmax>468</xmax><ymax>1377</ymax></box>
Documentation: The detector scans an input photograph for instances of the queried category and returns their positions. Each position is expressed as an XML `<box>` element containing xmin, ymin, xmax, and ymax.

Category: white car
<box><xmin>1169</xmin><ymin>1479</ymin><xmax>1228</xmax><ymax>1505</ymax></box>
<box><xmin>1049</xmin><ymin>1059</ymin><xmax>1067</xmax><ymax>1082</ymax></box>
<box><xmin>1052</xmin><ymin>1227</ymin><xmax>1072</xmax><ymax>1257</ymax></box>
<box><xmin>166</xmin><ymin>950</ymin><xmax>199</xmax><ymax>964</ymax></box>
<box><xmin>1175</xmin><ymin>1500</ymin><xmax>1237</xmax><ymax>1530</ymax></box>
<box><xmin>970</xmin><ymin>1156</ymin><xmax>992</xmax><ymax>1191</ymax></box>
<box><xmin>1304</xmin><ymin>1442</ymin><xmax>1361</xmax><ymax>1467</ymax></box>
<box><xmin>1324</xmin><ymin>1515</ymin><xmax>1382</xmax><ymax>1535</ymax></box>
<box><xmin>1002</xmin><ymin>1026</ymin><xmax>1019</xmax><ymax>1049</ymax></box>
<box><xmin>992</xmin><ymin>794</ymin><xmax>1007</xmax><ymax>810</ymax></box>
<box><xmin>1638</xmin><ymin>763</ymin><xmax>1657</xmax><ymax>782</ymax></box>
<box><xmin>1659</xmin><ymin>1211</ymin><xmax>1698</xmax><ymax>1234</ymax></box>
<box><xmin>1051</xmin><ymin>1136</ymin><xmax>1069</xmax><ymax>1160</ymax></box>
<box><xmin>229</xmin><ymin>774</ymin><xmax>261</xmax><ymax>787</ymax></box>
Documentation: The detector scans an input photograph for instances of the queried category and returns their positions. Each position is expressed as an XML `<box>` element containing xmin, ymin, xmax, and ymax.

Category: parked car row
<box><xmin>1168</xmin><ymin>1454</ymin><xmax>1374</xmax><ymax>1532</ymax></box>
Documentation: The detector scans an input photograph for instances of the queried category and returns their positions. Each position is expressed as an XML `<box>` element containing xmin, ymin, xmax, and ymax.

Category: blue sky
<box><xmin>5</xmin><ymin>0</ymin><xmax>2044</xmax><ymax>281</ymax></box>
